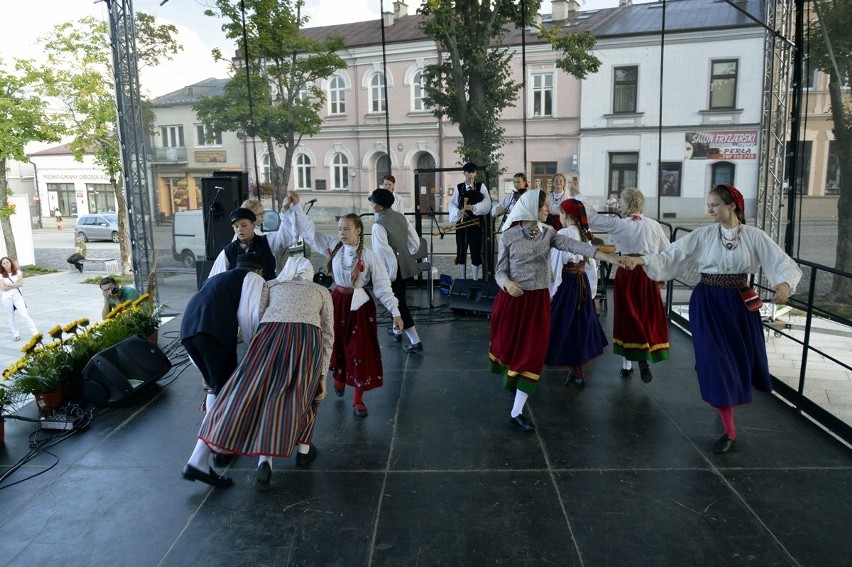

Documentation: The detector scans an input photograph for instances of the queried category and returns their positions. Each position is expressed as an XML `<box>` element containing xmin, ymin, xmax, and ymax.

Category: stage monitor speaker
<box><xmin>449</xmin><ymin>279</ymin><xmax>500</xmax><ymax>315</ymax></box>
<box><xmin>195</xmin><ymin>259</ymin><xmax>215</xmax><ymax>290</ymax></box>
<box><xmin>82</xmin><ymin>335</ymin><xmax>172</xmax><ymax>408</ymax></box>
<box><xmin>201</xmin><ymin>176</ymin><xmax>242</xmax><ymax>261</ymax></box>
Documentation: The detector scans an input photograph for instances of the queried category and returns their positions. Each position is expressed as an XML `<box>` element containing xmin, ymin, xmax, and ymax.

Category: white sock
<box><xmin>510</xmin><ymin>390</ymin><xmax>529</xmax><ymax>418</ymax></box>
<box><xmin>471</xmin><ymin>265</ymin><xmax>479</xmax><ymax>280</ymax></box>
<box><xmin>297</xmin><ymin>443</ymin><xmax>310</xmax><ymax>454</ymax></box>
<box><xmin>187</xmin><ymin>440</ymin><xmax>212</xmax><ymax>471</ymax></box>
<box><xmin>622</xmin><ymin>358</ymin><xmax>633</xmax><ymax>371</ymax></box>
<box><xmin>458</xmin><ymin>264</ymin><xmax>466</xmax><ymax>279</ymax></box>
<box><xmin>404</xmin><ymin>327</ymin><xmax>420</xmax><ymax>344</ymax></box>
<box><xmin>205</xmin><ymin>393</ymin><xmax>217</xmax><ymax>414</ymax></box>
<box><xmin>258</xmin><ymin>455</ymin><xmax>272</xmax><ymax>467</ymax></box>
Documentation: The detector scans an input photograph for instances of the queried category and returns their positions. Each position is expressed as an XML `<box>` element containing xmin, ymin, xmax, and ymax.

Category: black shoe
<box><xmin>713</xmin><ymin>434</ymin><xmax>735</xmax><ymax>454</ymax></box>
<box><xmin>211</xmin><ymin>453</ymin><xmax>236</xmax><ymax>467</ymax></box>
<box><xmin>255</xmin><ymin>461</ymin><xmax>271</xmax><ymax>491</ymax></box>
<box><xmin>402</xmin><ymin>342</ymin><xmax>423</xmax><ymax>353</ymax></box>
<box><xmin>620</xmin><ymin>368</ymin><xmax>634</xmax><ymax>379</ymax></box>
<box><xmin>182</xmin><ymin>464</ymin><xmax>233</xmax><ymax>488</ymax></box>
<box><xmin>508</xmin><ymin>414</ymin><xmax>535</xmax><ymax>431</ymax></box>
<box><xmin>76</xmin><ymin>265</ymin><xmax>84</xmax><ymax>273</ymax></box>
<box><xmin>354</xmin><ymin>402</ymin><xmax>368</xmax><ymax>417</ymax></box>
<box><xmin>334</xmin><ymin>385</ymin><xmax>345</xmax><ymax>397</ymax></box>
<box><xmin>639</xmin><ymin>364</ymin><xmax>653</xmax><ymax>384</ymax></box>
<box><xmin>386</xmin><ymin>327</ymin><xmax>402</xmax><ymax>342</ymax></box>
<box><xmin>295</xmin><ymin>445</ymin><xmax>318</xmax><ymax>467</ymax></box>
<box><xmin>564</xmin><ymin>368</ymin><xmax>577</xmax><ymax>388</ymax></box>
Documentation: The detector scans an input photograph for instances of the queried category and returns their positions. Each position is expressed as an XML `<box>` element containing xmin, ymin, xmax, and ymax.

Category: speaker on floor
<box><xmin>449</xmin><ymin>279</ymin><xmax>500</xmax><ymax>315</ymax></box>
<box><xmin>201</xmin><ymin>176</ymin><xmax>243</xmax><ymax>261</ymax></box>
<box><xmin>82</xmin><ymin>335</ymin><xmax>172</xmax><ymax>407</ymax></box>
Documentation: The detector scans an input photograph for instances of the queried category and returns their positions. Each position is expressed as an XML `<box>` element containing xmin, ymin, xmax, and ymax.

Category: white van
<box><xmin>171</xmin><ymin>209</ymin><xmax>307</xmax><ymax>268</ymax></box>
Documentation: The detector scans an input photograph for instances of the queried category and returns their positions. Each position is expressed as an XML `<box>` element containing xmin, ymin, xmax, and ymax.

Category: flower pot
<box><xmin>35</xmin><ymin>390</ymin><xmax>64</xmax><ymax>413</ymax></box>
<box><xmin>148</xmin><ymin>331</ymin><xmax>159</xmax><ymax>345</ymax></box>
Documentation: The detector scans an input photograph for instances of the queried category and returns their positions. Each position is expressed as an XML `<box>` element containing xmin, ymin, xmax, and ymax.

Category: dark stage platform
<box><xmin>1</xmin><ymin>288</ymin><xmax>850</xmax><ymax>566</ymax></box>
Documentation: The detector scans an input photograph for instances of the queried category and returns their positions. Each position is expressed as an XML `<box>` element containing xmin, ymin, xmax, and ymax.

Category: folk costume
<box><xmin>545</xmin><ymin>200</ymin><xmax>608</xmax><ymax>386</ymax></box>
<box><xmin>640</xmin><ymin>184</ymin><xmax>801</xmax><ymax>453</ymax></box>
<box><xmin>489</xmin><ymin>190</ymin><xmax>598</xmax><ymax>430</ymax></box>
<box><xmin>449</xmin><ymin>165</ymin><xmax>490</xmax><ymax>280</ymax></box>
<box><xmin>197</xmin><ymin>270</ymin><xmax>334</xmax><ymax>488</ymax></box>
<box><xmin>370</xmin><ymin>188</ymin><xmax>423</xmax><ymax>350</ymax></box>
<box><xmin>294</xmin><ymin>207</ymin><xmax>400</xmax><ymax>416</ymax></box>
<box><xmin>586</xmin><ymin>206</ymin><xmax>671</xmax><ymax>367</ymax></box>
<box><xmin>209</xmin><ymin>207</ymin><xmax>299</xmax><ymax>281</ymax></box>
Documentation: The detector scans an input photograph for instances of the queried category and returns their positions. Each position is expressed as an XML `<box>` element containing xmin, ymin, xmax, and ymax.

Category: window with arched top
<box><xmin>370</xmin><ymin>73</ymin><xmax>386</xmax><ymax>113</ymax></box>
<box><xmin>412</xmin><ymin>71</ymin><xmax>425</xmax><ymax>111</ymax></box>
<box><xmin>296</xmin><ymin>154</ymin><xmax>312</xmax><ymax>190</ymax></box>
<box><xmin>333</xmin><ymin>153</ymin><xmax>349</xmax><ymax>189</ymax></box>
<box><xmin>375</xmin><ymin>154</ymin><xmax>390</xmax><ymax>187</ymax></box>
<box><xmin>329</xmin><ymin>76</ymin><xmax>346</xmax><ymax>114</ymax></box>
<box><xmin>711</xmin><ymin>161</ymin><xmax>735</xmax><ymax>187</ymax></box>
<box><xmin>261</xmin><ymin>155</ymin><xmax>271</xmax><ymax>184</ymax></box>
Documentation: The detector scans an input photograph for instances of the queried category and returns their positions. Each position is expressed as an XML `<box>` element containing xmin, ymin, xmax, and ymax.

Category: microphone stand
<box><xmin>203</xmin><ymin>187</ymin><xmax>223</xmax><ymax>260</ymax></box>
<box><xmin>427</xmin><ymin>206</ymin><xmax>443</xmax><ymax>311</ymax></box>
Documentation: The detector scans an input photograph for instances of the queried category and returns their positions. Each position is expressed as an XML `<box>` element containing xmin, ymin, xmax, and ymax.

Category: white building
<box><xmin>28</xmin><ymin>144</ymin><xmax>116</xmax><ymax>218</ymax></box>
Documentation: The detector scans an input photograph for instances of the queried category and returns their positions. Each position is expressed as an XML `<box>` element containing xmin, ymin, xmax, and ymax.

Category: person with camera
<box><xmin>99</xmin><ymin>276</ymin><xmax>141</xmax><ymax>319</ymax></box>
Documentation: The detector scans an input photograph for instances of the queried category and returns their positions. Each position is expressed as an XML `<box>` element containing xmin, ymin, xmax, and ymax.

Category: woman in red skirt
<box><xmin>586</xmin><ymin>189</ymin><xmax>671</xmax><ymax>383</ymax></box>
<box><xmin>295</xmin><ymin>208</ymin><xmax>403</xmax><ymax>418</ymax></box>
<box><xmin>490</xmin><ymin>190</ymin><xmax>623</xmax><ymax>431</ymax></box>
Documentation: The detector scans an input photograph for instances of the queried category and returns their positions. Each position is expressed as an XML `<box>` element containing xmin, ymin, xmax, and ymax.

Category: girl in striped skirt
<box><xmin>622</xmin><ymin>185</ymin><xmax>801</xmax><ymax>454</ymax></box>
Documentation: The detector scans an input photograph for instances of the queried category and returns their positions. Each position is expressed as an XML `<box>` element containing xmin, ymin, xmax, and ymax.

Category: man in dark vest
<box><xmin>449</xmin><ymin>162</ymin><xmax>491</xmax><ymax>280</ymax></box>
<box><xmin>369</xmin><ymin>188</ymin><xmax>424</xmax><ymax>353</ymax></box>
<box><xmin>180</xmin><ymin>253</ymin><xmax>266</xmax><ymax>487</ymax></box>
<box><xmin>208</xmin><ymin>205</ymin><xmax>298</xmax><ymax>281</ymax></box>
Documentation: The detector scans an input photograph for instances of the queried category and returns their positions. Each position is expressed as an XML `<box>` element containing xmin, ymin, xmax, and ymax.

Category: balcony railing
<box><xmin>148</xmin><ymin>146</ymin><xmax>188</xmax><ymax>163</ymax></box>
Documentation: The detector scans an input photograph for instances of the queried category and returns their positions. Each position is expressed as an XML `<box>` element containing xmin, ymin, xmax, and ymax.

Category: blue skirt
<box><xmin>546</xmin><ymin>270</ymin><xmax>608</xmax><ymax>367</ymax></box>
<box><xmin>690</xmin><ymin>283</ymin><xmax>771</xmax><ymax>407</ymax></box>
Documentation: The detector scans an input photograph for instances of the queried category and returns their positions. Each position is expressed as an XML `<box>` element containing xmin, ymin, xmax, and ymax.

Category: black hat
<box><xmin>462</xmin><ymin>162</ymin><xmax>477</xmax><ymax>173</ymax></box>
<box><xmin>229</xmin><ymin>207</ymin><xmax>256</xmax><ymax>224</ymax></box>
<box><xmin>235</xmin><ymin>252</ymin><xmax>264</xmax><ymax>271</ymax></box>
<box><xmin>368</xmin><ymin>188</ymin><xmax>395</xmax><ymax>209</ymax></box>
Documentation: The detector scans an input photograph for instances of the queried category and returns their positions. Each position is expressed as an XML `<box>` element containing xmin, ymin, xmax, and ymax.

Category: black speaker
<box><xmin>195</xmin><ymin>259</ymin><xmax>215</xmax><ymax>290</ymax></box>
<box><xmin>449</xmin><ymin>279</ymin><xmax>500</xmax><ymax>315</ymax></box>
<box><xmin>82</xmin><ymin>335</ymin><xmax>172</xmax><ymax>407</ymax></box>
<box><xmin>201</xmin><ymin>176</ymin><xmax>243</xmax><ymax>260</ymax></box>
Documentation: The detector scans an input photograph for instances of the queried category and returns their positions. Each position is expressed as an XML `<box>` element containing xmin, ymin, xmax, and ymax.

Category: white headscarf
<box><xmin>276</xmin><ymin>256</ymin><xmax>314</xmax><ymax>282</ymax></box>
<box><xmin>504</xmin><ymin>188</ymin><xmax>547</xmax><ymax>230</ymax></box>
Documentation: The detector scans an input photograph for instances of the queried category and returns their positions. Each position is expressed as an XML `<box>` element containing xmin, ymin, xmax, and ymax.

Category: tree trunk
<box><xmin>827</xmin><ymin>76</ymin><xmax>852</xmax><ymax>302</ymax></box>
<box><xmin>0</xmin><ymin>159</ymin><xmax>20</xmax><ymax>261</ymax></box>
<box><xmin>266</xmin><ymin>139</ymin><xmax>286</xmax><ymax>210</ymax></box>
<box><xmin>111</xmin><ymin>177</ymin><xmax>132</xmax><ymax>275</ymax></box>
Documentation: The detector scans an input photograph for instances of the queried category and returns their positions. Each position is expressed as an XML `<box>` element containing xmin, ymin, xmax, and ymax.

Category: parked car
<box><xmin>75</xmin><ymin>213</ymin><xmax>119</xmax><ymax>243</ymax></box>
<box><xmin>171</xmin><ymin>208</ymin><xmax>308</xmax><ymax>269</ymax></box>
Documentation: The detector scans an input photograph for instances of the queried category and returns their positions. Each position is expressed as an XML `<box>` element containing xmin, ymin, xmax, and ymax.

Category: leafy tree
<box><xmin>22</xmin><ymin>14</ymin><xmax>180</xmax><ymax>274</ymax></box>
<box><xmin>807</xmin><ymin>0</ymin><xmax>852</xmax><ymax>302</ymax></box>
<box><xmin>0</xmin><ymin>60</ymin><xmax>63</xmax><ymax>260</ymax></box>
<box><xmin>197</xmin><ymin>0</ymin><xmax>345</xmax><ymax>209</ymax></box>
<box><xmin>418</xmin><ymin>0</ymin><xmax>600</xmax><ymax>178</ymax></box>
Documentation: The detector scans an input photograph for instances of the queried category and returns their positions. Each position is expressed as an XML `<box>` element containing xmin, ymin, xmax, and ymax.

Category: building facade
<box><xmin>28</xmin><ymin>145</ymin><xmax>116</xmax><ymax>219</ymax></box>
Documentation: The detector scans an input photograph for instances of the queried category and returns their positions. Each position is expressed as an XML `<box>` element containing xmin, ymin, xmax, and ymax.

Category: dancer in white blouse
<box><xmin>622</xmin><ymin>184</ymin><xmax>801</xmax><ymax>454</ymax></box>
<box><xmin>294</xmin><ymin>199</ymin><xmax>403</xmax><ymax>418</ymax></box>
<box><xmin>1</xmin><ymin>257</ymin><xmax>39</xmax><ymax>341</ymax></box>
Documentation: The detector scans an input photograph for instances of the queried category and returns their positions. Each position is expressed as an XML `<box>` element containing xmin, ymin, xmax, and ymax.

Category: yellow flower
<box><xmin>63</xmin><ymin>321</ymin><xmax>79</xmax><ymax>334</ymax></box>
<box><xmin>77</xmin><ymin>318</ymin><xmax>90</xmax><ymax>328</ymax></box>
<box><xmin>48</xmin><ymin>325</ymin><xmax>63</xmax><ymax>340</ymax></box>
<box><xmin>21</xmin><ymin>333</ymin><xmax>43</xmax><ymax>354</ymax></box>
<box><xmin>132</xmin><ymin>293</ymin><xmax>150</xmax><ymax>307</ymax></box>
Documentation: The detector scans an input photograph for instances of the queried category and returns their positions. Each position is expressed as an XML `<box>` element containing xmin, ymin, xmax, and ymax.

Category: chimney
<box><xmin>551</xmin><ymin>0</ymin><xmax>579</xmax><ymax>21</ymax></box>
<box><xmin>393</xmin><ymin>1</ymin><xmax>408</xmax><ymax>22</ymax></box>
<box><xmin>382</xmin><ymin>10</ymin><xmax>394</xmax><ymax>27</ymax></box>
<box><xmin>619</xmin><ymin>0</ymin><xmax>633</xmax><ymax>6</ymax></box>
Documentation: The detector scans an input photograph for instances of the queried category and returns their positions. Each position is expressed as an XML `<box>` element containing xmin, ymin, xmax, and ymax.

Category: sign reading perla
<box><xmin>685</xmin><ymin>130</ymin><xmax>759</xmax><ymax>160</ymax></box>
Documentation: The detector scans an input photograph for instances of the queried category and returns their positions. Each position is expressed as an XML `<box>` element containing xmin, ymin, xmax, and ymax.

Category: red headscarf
<box><xmin>721</xmin><ymin>184</ymin><xmax>745</xmax><ymax>216</ymax></box>
<box><xmin>559</xmin><ymin>199</ymin><xmax>595</xmax><ymax>242</ymax></box>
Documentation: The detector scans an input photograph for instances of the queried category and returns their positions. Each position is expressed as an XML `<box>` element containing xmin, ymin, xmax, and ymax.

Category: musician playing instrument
<box><xmin>449</xmin><ymin>162</ymin><xmax>491</xmax><ymax>280</ymax></box>
<box><xmin>492</xmin><ymin>172</ymin><xmax>529</xmax><ymax>225</ymax></box>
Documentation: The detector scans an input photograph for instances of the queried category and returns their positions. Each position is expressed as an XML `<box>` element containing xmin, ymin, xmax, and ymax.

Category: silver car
<box><xmin>75</xmin><ymin>213</ymin><xmax>120</xmax><ymax>242</ymax></box>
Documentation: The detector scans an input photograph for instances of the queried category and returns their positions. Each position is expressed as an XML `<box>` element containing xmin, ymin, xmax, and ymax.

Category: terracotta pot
<box><xmin>148</xmin><ymin>331</ymin><xmax>159</xmax><ymax>345</ymax></box>
<box><xmin>35</xmin><ymin>390</ymin><xmax>64</xmax><ymax>412</ymax></box>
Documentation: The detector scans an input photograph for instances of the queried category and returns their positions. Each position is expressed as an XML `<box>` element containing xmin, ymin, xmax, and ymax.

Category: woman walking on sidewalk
<box><xmin>1</xmin><ymin>257</ymin><xmax>39</xmax><ymax>341</ymax></box>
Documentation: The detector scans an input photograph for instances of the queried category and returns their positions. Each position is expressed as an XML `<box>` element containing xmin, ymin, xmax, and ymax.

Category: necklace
<box><xmin>339</xmin><ymin>246</ymin><xmax>356</xmax><ymax>275</ymax></box>
<box><xmin>550</xmin><ymin>191</ymin><xmax>565</xmax><ymax>207</ymax></box>
<box><xmin>521</xmin><ymin>225</ymin><xmax>540</xmax><ymax>240</ymax></box>
<box><xmin>718</xmin><ymin>224</ymin><xmax>742</xmax><ymax>250</ymax></box>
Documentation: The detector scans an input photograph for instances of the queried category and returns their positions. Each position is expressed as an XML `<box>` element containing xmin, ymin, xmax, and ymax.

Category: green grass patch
<box><xmin>20</xmin><ymin>265</ymin><xmax>58</xmax><ymax>275</ymax></box>
<box><xmin>82</xmin><ymin>275</ymin><xmax>134</xmax><ymax>285</ymax></box>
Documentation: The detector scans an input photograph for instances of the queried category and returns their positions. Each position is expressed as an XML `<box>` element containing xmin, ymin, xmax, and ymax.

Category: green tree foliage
<box><xmin>418</xmin><ymin>0</ymin><xmax>600</xmax><ymax>178</ymax></box>
<box><xmin>807</xmin><ymin>0</ymin><xmax>852</xmax><ymax>301</ymax></box>
<box><xmin>0</xmin><ymin>60</ymin><xmax>63</xmax><ymax>260</ymax></box>
<box><xmin>22</xmin><ymin>14</ymin><xmax>180</xmax><ymax>274</ymax></box>
<box><xmin>196</xmin><ymin>0</ymin><xmax>345</xmax><ymax>209</ymax></box>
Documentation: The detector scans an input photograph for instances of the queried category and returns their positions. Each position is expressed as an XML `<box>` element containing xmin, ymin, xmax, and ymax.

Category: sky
<box><xmin>2</xmin><ymin>0</ymin><xmax>649</xmax><ymax>98</ymax></box>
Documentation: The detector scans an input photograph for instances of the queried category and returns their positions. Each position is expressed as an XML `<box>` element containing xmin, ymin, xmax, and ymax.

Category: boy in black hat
<box><xmin>449</xmin><ymin>162</ymin><xmax>491</xmax><ymax>280</ymax></box>
<box><xmin>180</xmin><ymin>252</ymin><xmax>266</xmax><ymax>487</ymax></box>
<box><xmin>369</xmin><ymin>188</ymin><xmax>424</xmax><ymax>352</ymax></box>
<box><xmin>207</xmin><ymin>203</ymin><xmax>299</xmax><ymax>281</ymax></box>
